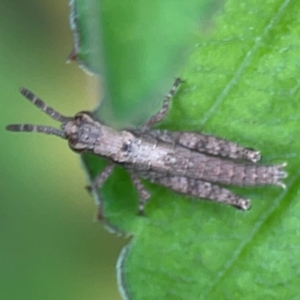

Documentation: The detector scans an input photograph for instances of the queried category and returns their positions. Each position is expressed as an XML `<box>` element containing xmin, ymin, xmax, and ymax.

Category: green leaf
<box><xmin>76</xmin><ymin>0</ymin><xmax>300</xmax><ymax>299</ymax></box>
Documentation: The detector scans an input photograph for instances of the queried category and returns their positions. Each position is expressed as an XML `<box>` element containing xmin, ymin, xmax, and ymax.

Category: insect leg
<box><xmin>130</xmin><ymin>173</ymin><xmax>151</xmax><ymax>215</ymax></box>
<box><xmin>147</xmin><ymin>130</ymin><xmax>261</xmax><ymax>163</ymax></box>
<box><xmin>86</xmin><ymin>164</ymin><xmax>115</xmax><ymax>220</ymax></box>
<box><xmin>153</xmin><ymin>175</ymin><xmax>251</xmax><ymax>210</ymax></box>
<box><xmin>143</xmin><ymin>78</ymin><xmax>183</xmax><ymax>129</ymax></box>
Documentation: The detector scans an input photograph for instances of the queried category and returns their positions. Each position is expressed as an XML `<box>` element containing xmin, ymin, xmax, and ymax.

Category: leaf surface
<box><xmin>74</xmin><ymin>0</ymin><xmax>300</xmax><ymax>299</ymax></box>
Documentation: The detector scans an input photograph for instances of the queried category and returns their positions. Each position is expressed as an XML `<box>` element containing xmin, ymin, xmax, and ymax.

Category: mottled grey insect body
<box><xmin>6</xmin><ymin>79</ymin><xmax>287</xmax><ymax>217</ymax></box>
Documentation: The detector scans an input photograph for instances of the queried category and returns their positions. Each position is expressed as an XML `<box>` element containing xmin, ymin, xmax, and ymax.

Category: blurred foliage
<box><xmin>0</xmin><ymin>1</ymin><xmax>124</xmax><ymax>299</ymax></box>
<box><xmin>77</xmin><ymin>0</ymin><xmax>300</xmax><ymax>299</ymax></box>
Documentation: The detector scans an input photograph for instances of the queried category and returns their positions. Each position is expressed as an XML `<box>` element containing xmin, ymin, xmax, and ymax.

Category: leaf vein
<box><xmin>200</xmin><ymin>0</ymin><xmax>292</xmax><ymax>126</ymax></box>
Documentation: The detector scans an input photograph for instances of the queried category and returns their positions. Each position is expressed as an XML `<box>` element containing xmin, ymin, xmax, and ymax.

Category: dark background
<box><xmin>0</xmin><ymin>1</ymin><xmax>125</xmax><ymax>299</ymax></box>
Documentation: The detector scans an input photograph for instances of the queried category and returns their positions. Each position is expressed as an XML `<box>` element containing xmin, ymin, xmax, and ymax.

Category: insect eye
<box><xmin>68</xmin><ymin>134</ymin><xmax>87</xmax><ymax>153</ymax></box>
<box><xmin>74</xmin><ymin>114</ymin><xmax>84</xmax><ymax>124</ymax></box>
<box><xmin>68</xmin><ymin>134</ymin><xmax>78</xmax><ymax>146</ymax></box>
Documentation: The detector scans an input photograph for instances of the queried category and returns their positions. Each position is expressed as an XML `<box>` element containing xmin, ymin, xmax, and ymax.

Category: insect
<box><xmin>6</xmin><ymin>78</ymin><xmax>287</xmax><ymax>218</ymax></box>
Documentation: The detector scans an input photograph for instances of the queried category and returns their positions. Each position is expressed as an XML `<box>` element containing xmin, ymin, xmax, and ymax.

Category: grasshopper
<box><xmin>6</xmin><ymin>78</ymin><xmax>287</xmax><ymax>217</ymax></box>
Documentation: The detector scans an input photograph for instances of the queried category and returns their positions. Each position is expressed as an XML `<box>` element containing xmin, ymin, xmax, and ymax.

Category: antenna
<box><xmin>19</xmin><ymin>88</ymin><xmax>72</xmax><ymax>123</ymax></box>
<box><xmin>6</xmin><ymin>124</ymin><xmax>66</xmax><ymax>139</ymax></box>
<box><xmin>5</xmin><ymin>88</ymin><xmax>72</xmax><ymax>139</ymax></box>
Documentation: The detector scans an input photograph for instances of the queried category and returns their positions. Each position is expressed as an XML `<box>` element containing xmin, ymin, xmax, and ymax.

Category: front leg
<box><xmin>143</xmin><ymin>77</ymin><xmax>183</xmax><ymax>129</ymax></box>
<box><xmin>130</xmin><ymin>173</ymin><xmax>151</xmax><ymax>215</ymax></box>
<box><xmin>87</xmin><ymin>164</ymin><xmax>115</xmax><ymax>220</ymax></box>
